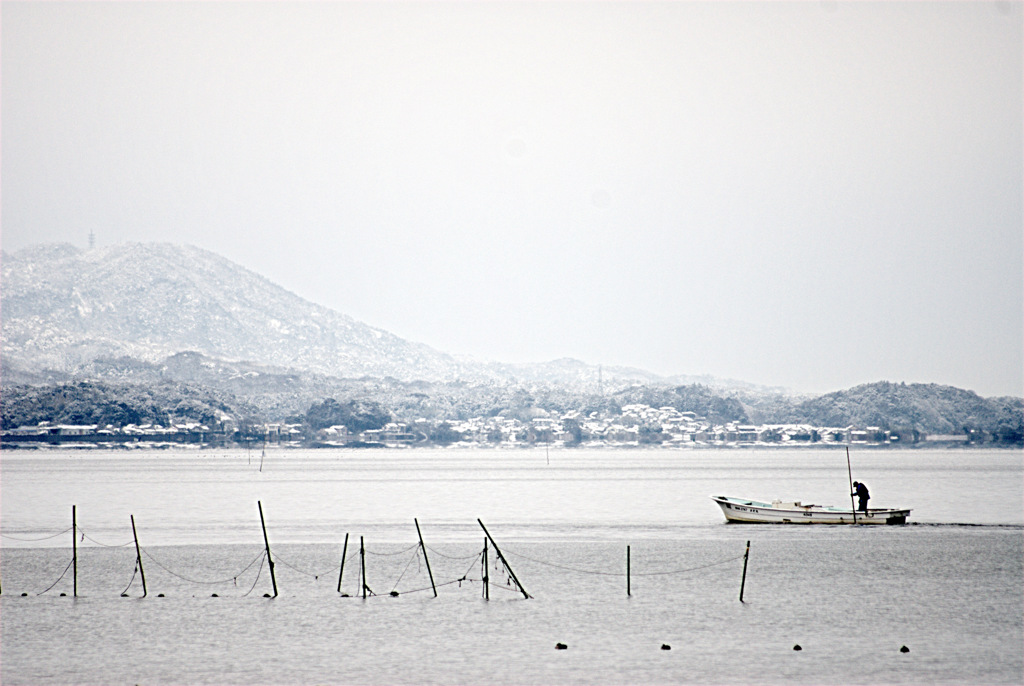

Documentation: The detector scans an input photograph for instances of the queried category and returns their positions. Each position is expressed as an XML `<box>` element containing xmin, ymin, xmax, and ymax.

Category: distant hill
<box><xmin>1</xmin><ymin>242</ymin><xmax>481</xmax><ymax>381</ymax></box>
<box><xmin>1</xmin><ymin>243</ymin><xmax>700</xmax><ymax>389</ymax></box>
<box><xmin>3</xmin><ymin>242</ymin><xmax>1020</xmax><ymax>443</ymax></box>
<box><xmin>755</xmin><ymin>381</ymin><xmax>1023</xmax><ymax>438</ymax></box>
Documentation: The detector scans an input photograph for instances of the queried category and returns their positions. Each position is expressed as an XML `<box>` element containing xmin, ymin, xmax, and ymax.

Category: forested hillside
<box><xmin>3</xmin><ymin>377</ymin><xmax>1020</xmax><ymax>444</ymax></box>
<box><xmin>1</xmin><ymin>381</ymin><xmax>257</xmax><ymax>430</ymax></box>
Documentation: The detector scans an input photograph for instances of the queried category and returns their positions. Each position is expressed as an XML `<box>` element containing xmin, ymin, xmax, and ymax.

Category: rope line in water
<box><xmin>241</xmin><ymin>552</ymin><xmax>268</xmax><ymax>597</ymax></box>
<box><xmin>1</xmin><ymin>526</ymin><xmax>74</xmax><ymax>542</ymax></box>
<box><xmin>270</xmin><ymin>551</ymin><xmax>338</xmax><ymax>580</ymax></box>
<box><xmin>364</xmin><ymin>542</ymin><xmax>420</xmax><ymax>557</ymax></box>
<box><xmin>36</xmin><ymin>556</ymin><xmax>75</xmax><ymax>596</ymax></box>
<box><xmin>425</xmin><ymin>544</ymin><xmax>484</xmax><ymax>561</ymax></box>
<box><xmin>80</xmin><ymin>530</ymin><xmax>134</xmax><ymax>548</ymax></box>
<box><xmin>629</xmin><ymin>553</ymin><xmax>746</xmax><ymax>577</ymax></box>
<box><xmin>141</xmin><ymin>548</ymin><xmax>266</xmax><ymax>585</ymax></box>
<box><xmin>120</xmin><ymin>562</ymin><xmax>139</xmax><ymax>596</ymax></box>
<box><xmin>502</xmin><ymin>548</ymin><xmax>745</xmax><ymax>577</ymax></box>
<box><xmin>390</xmin><ymin>547</ymin><xmax>421</xmax><ymax>593</ymax></box>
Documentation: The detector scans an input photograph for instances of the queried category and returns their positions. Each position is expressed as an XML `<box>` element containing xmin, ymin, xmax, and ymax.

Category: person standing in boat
<box><xmin>852</xmin><ymin>481</ymin><xmax>870</xmax><ymax>512</ymax></box>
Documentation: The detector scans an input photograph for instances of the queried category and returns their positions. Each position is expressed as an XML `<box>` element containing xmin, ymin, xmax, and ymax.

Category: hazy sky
<box><xmin>2</xmin><ymin>1</ymin><xmax>1021</xmax><ymax>397</ymax></box>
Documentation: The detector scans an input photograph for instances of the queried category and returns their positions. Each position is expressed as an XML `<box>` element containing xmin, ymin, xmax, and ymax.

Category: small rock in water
<box><xmin>555</xmin><ymin>643</ymin><xmax>568</xmax><ymax>650</ymax></box>
<box><xmin>390</xmin><ymin>591</ymin><xmax>400</xmax><ymax>597</ymax></box>
<box><xmin>900</xmin><ymin>645</ymin><xmax>910</xmax><ymax>653</ymax></box>
<box><xmin>661</xmin><ymin>644</ymin><xmax>671</xmax><ymax>650</ymax></box>
<box><xmin>793</xmin><ymin>644</ymin><xmax>802</xmax><ymax>651</ymax></box>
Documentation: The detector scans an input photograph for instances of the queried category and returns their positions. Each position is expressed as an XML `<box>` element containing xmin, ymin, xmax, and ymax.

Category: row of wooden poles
<box><xmin>0</xmin><ymin>501</ymin><xmax>533</xmax><ymax>600</ymax></box>
<box><xmin>1</xmin><ymin>502</ymin><xmax>752</xmax><ymax>602</ymax></box>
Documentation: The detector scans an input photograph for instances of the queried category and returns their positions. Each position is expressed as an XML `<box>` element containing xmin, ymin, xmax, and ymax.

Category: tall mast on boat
<box><xmin>846</xmin><ymin>446</ymin><xmax>858</xmax><ymax>525</ymax></box>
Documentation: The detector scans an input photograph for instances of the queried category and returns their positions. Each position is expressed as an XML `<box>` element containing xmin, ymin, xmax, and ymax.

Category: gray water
<box><xmin>1</xmin><ymin>448</ymin><xmax>1021</xmax><ymax>684</ymax></box>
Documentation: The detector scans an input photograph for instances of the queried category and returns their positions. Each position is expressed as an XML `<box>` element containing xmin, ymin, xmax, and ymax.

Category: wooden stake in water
<box><xmin>257</xmin><ymin>501</ymin><xmax>278</xmax><ymax>597</ymax></box>
<box><xmin>739</xmin><ymin>540</ymin><xmax>750</xmax><ymax>603</ymax></box>
<box><xmin>414</xmin><ymin>519</ymin><xmax>437</xmax><ymax>597</ymax></box>
<box><xmin>483</xmin><ymin>538</ymin><xmax>489</xmax><ymax>601</ymax></box>
<box><xmin>627</xmin><ymin>545</ymin><xmax>631</xmax><ymax>597</ymax></box>
<box><xmin>360</xmin><ymin>536</ymin><xmax>367</xmax><ymax>599</ymax></box>
<box><xmin>337</xmin><ymin>533</ymin><xmax>349</xmax><ymax>593</ymax></box>
<box><xmin>72</xmin><ymin>505</ymin><xmax>78</xmax><ymax>597</ymax></box>
<box><xmin>130</xmin><ymin>515</ymin><xmax>147</xmax><ymax>597</ymax></box>
<box><xmin>477</xmin><ymin>519</ymin><xmax>530</xmax><ymax>599</ymax></box>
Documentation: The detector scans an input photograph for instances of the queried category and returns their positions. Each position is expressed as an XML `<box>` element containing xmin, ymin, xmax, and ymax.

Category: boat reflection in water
<box><xmin>711</xmin><ymin>495</ymin><xmax>911</xmax><ymax>525</ymax></box>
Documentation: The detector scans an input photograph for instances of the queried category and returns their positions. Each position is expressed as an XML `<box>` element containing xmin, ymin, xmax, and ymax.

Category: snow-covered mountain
<box><xmin>2</xmin><ymin>242</ymin><xmax>710</xmax><ymax>389</ymax></box>
<box><xmin>1</xmin><ymin>242</ymin><xmax>483</xmax><ymax>381</ymax></box>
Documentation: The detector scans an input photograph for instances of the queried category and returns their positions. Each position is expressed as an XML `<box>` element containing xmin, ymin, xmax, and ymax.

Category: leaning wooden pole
<box><xmin>414</xmin><ymin>519</ymin><xmax>437</xmax><ymax>597</ymax></box>
<box><xmin>477</xmin><ymin>519</ymin><xmax>529</xmax><ymax>599</ymax></box>
<box><xmin>337</xmin><ymin>533</ymin><xmax>349</xmax><ymax>593</ymax></box>
<box><xmin>257</xmin><ymin>501</ymin><xmax>278</xmax><ymax>597</ymax></box>
<box><xmin>72</xmin><ymin>505</ymin><xmax>78</xmax><ymax>597</ymax></box>
<box><xmin>846</xmin><ymin>446</ymin><xmax>858</xmax><ymax>525</ymax></box>
<box><xmin>739</xmin><ymin>540</ymin><xmax>750</xmax><ymax>603</ymax></box>
<box><xmin>130</xmin><ymin>515</ymin><xmax>147</xmax><ymax>597</ymax></box>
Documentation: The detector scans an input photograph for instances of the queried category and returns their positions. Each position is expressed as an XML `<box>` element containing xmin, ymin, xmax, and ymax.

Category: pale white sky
<box><xmin>2</xmin><ymin>1</ymin><xmax>1022</xmax><ymax>397</ymax></box>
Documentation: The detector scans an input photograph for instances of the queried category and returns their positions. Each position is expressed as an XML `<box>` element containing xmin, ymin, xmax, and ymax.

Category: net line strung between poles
<box><xmin>0</xmin><ymin>526</ymin><xmax>74</xmax><ymax>542</ymax></box>
<box><xmin>343</xmin><ymin>547</ymin><xmax>507</xmax><ymax>598</ymax></box>
<box><xmin>140</xmin><ymin>547</ymin><xmax>266</xmax><ymax>586</ymax></box>
<box><xmin>35</xmin><ymin>556</ymin><xmax>75</xmax><ymax>596</ymax></box>
<box><xmin>270</xmin><ymin>551</ymin><xmax>341</xmax><ymax>581</ymax></box>
<box><xmin>79</xmin><ymin>530</ymin><xmax>134</xmax><ymax>547</ymax></box>
<box><xmin>364</xmin><ymin>542</ymin><xmax>420</xmax><ymax>557</ymax></box>
<box><xmin>502</xmin><ymin>547</ymin><xmax>747</xmax><ymax>577</ymax></box>
<box><xmin>425</xmin><ymin>544</ymin><xmax>487</xmax><ymax>561</ymax></box>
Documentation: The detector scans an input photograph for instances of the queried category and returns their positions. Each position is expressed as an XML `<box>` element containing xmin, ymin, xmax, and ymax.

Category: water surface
<box><xmin>2</xmin><ymin>448</ymin><xmax>1021</xmax><ymax>684</ymax></box>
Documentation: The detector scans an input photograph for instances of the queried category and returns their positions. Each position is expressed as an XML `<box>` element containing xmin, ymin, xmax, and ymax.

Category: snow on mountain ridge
<box><xmin>2</xmin><ymin>242</ymin><xmax>467</xmax><ymax>381</ymax></box>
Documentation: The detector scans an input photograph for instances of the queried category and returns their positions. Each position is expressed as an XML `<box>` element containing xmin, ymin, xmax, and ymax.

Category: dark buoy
<box><xmin>21</xmin><ymin>592</ymin><xmax>27</xmax><ymax>596</ymax></box>
<box><xmin>793</xmin><ymin>644</ymin><xmax>802</xmax><ymax>651</ymax></box>
<box><xmin>341</xmin><ymin>593</ymin><xmax>350</xmax><ymax>598</ymax></box>
<box><xmin>60</xmin><ymin>593</ymin><xmax>67</xmax><ymax>597</ymax></box>
<box><xmin>900</xmin><ymin>646</ymin><xmax>910</xmax><ymax>653</ymax></box>
<box><xmin>661</xmin><ymin>644</ymin><xmax>671</xmax><ymax>651</ymax></box>
<box><xmin>157</xmin><ymin>593</ymin><xmax>165</xmax><ymax>597</ymax></box>
<box><xmin>263</xmin><ymin>593</ymin><xmax>272</xmax><ymax>598</ymax></box>
<box><xmin>121</xmin><ymin>593</ymin><xmax>129</xmax><ymax>597</ymax></box>
<box><xmin>555</xmin><ymin>643</ymin><xmax>568</xmax><ymax>650</ymax></box>
<box><xmin>390</xmin><ymin>591</ymin><xmax>400</xmax><ymax>597</ymax></box>
<box><xmin>211</xmin><ymin>593</ymin><xmax>218</xmax><ymax>597</ymax></box>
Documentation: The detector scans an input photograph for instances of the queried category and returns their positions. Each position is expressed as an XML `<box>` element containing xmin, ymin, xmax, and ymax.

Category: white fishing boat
<box><xmin>711</xmin><ymin>495</ymin><xmax>911</xmax><ymax>525</ymax></box>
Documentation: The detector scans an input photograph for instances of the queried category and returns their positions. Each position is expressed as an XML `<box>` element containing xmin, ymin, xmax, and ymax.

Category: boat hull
<box><xmin>712</xmin><ymin>496</ymin><xmax>910</xmax><ymax>525</ymax></box>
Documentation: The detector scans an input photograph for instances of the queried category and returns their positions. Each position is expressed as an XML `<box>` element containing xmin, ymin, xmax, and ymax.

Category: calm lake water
<box><xmin>1</xmin><ymin>447</ymin><xmax>1021</xmax><ymax>684</ymax></box>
